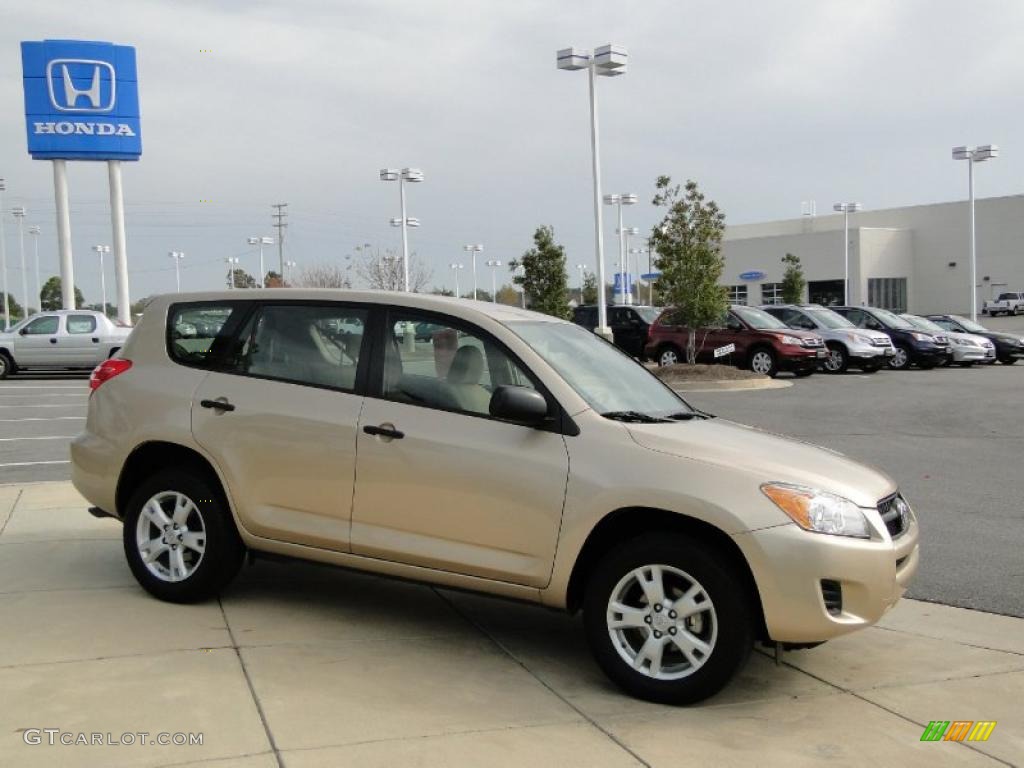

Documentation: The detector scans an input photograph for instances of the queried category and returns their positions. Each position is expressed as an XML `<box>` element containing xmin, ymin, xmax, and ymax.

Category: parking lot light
<box><xmin>28</xmin><ymin>225</ymin><xmax>40</xmax><ymax>315</ymax></box>
<box><xmin>449</xmin><ymin>262</ymin><xmax>465</xmax><ymax>297</ymax></box>
<box><xmin>0</xmin><ymin>178</ymin><xmax>8</xmax><ymax>328</ymax></box>
<box><xmin>952</xmin><ymin>145</ymin><xmax>999</xmax><ymax>322</ymax></box>
<box><xmin>92</xmin><ymin>245</ymin><xmax>111</xmax><ymax>312</ymax></box>
<box><xmin>224</xmin><ymin>256</ymin><xmax>240</xmax><ymax>290</ymax></box>
<box><xmin>283</xmin><ymin>259</ymin><xmax>297</xmax><ymax>285</ymax></box>
<box><xmin>380</xmin><ymin>167</ymin><xmax>424</xmax><ymax>292</ymax></box>
<box><xmin>485</xmin><ymin>259</ymin><xmax>502</xmax><ymax>302</ymax></box>
<box><xmin>464</xmin><ymin>244</ymin><xmax>484</xmax><ymax>300</ymax></box>
<box><xmin>167</xmin><ymin>251</ymin><xmax>184</xmax><ymax>293</ymax></box>
<box><xmin>832</xmin><ymin>202</ymin><xmax>862</xmax><ymax>305</ymax></box>
<box><xmin>247</xmin><ymin>236</ymin><xmax>274</xmax><ymax>287</ymax></box>
<box><xmin>605</xmin><ymin>194</ymin><xmax>637</xmax><ymax>305</ymax></box>
<box><xmin>12</xmin><ymin>207</ymin><xmax>29</xmax><ymax>321</ymax></box>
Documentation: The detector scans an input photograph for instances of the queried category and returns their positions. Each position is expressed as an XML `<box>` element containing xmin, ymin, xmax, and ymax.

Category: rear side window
<box><xmin>167</xmin><ymin>304</ymin><xmax>241</xmax><ymax>368</ymax></box>
<box><xmin>67</xmin><ymin>315</ymin><xmax>97</xmax><ymax>334</ymax></box>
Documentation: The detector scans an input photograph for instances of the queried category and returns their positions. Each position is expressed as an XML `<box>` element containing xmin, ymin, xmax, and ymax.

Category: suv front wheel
<box><xmin>583</xmin><ymin>534</ymin><xmax>753</xmax><ymax>705</ymax></box>
<box><xmin>123</xmin><ymin>470</ymin><xmax>245</xmax><ymax>603</ymax></box>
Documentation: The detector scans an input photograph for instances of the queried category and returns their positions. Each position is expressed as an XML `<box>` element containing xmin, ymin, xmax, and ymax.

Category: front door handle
<box><xmin>200</xmin><ymin>398</ymin><xmax>236</xmax><ymax>413</ymax></box>
<box><xmin>50</xmin><ymin>338</ymin><xmax>57</xmax><ymax>344</ymax></box>
<box><xmin>363</xmin><ymin>423</ymin><xmax>404</xmax><ymax>440</ymax></box>
<box><xmin>92</xmin><ymin>337</ymin><xmax>100</xmax><ymax>343</ymax></box>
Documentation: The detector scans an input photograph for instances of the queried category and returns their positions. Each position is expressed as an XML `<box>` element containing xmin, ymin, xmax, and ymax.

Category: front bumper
<box><xmin>951</xmin><ymin>346</ymin><xmax>994</xmax><ymax>363</ymax></box>
<box><xmin>779</xmin><ymin>348</ymin><xmax>825</xmax><ymax>371</ymax></box>
<box><xmin>732</xmin><ymin>515</ymin><xmax>920</xmax><ymax>643</ymax></box>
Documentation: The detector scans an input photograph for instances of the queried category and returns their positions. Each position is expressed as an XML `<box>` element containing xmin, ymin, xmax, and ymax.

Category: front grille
<box><xmin>802</xmin><ymin>337</ymin><xmax>824</xmax><ymax>348</ymax></box>
<box><xmin>878</xmin><ymin>493</ymin><xmax>908</xmax><ymax>538</ymax></box>
<box><xmin>871</xmin><ymin>337</ymin><xmax>891</xmax><ymax>346</ymax></box>
<box><xmin>820</xmin><ymin>579</ymin><xmax>843</xmax><ymax>616</ymax></box>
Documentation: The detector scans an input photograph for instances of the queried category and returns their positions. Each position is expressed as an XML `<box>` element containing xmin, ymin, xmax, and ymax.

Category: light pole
<box><xmin>92</xmin><ymin>245</ymin><xmax>111</xmax><ymax>313</ymax></box>
<box><xmin>283</xmin><ymin>260</ymin><xmax>297</xmax><ymax>285</ymax></box>
<box><xmin>247</xmin><ymin>236</ymin><xmax>274</xmax><ymax>287</ymax></box>
<box><xmin>485</xmin><ymin>259</ymin><xmax>502</xmax><ymax>302</ymax></box>
<box><xmin>0</xmin><ymin>179</ymin><xmax>8</xmax><ymax>328</ymax></box>
<box><xmin>224</xmin><ymin>257</ymin><xmax>240</xmax><ymax>289</ymax></box>
<box><xmin>463</xmin><ymin>244</ymin><xmax>484</xmax><ymax>300</ymax></box>
<box><xmin>513</xmin><ymin>264</ymin><xmax>527</xmax><ymax>308</ymax></box>
<box><xmin>953</xmin><ymin>145</ymin><xmax>999</xmax><ymax>321</ymax></box>
<box><xmin>629</xmin><ymin>246</ymin><xmax>649</xmax><ymax>305</ymax></box>
<box><xmin>557</xmin><ymin>43</ymin><xmax>628</xmax><ymax>338</ymax></box>
<box><xmin>832</xmin><ymin>202</ymin><xmax>862</xmax><ymax>305</ymax></box>
<box><xmin>619</xmin><ymin>226</ymin><xmax>640</xmax><ymax>304</ymax></box>
<box><xmin>379</xmin><ymin>168</ymin><xmax>423</xmax><ymax>292</ymax></box>
<box><xmin>28</xmin><ymin>225</ymin><xmax>40</xmax><ymax>315</ymax></box>
<box><xmin>604</xmin><ymin>194</ymin><xmax>637</xmax><ymax>305</ymax></box>
<box><xmin>168</xmin><ymin>251</ymin><xmax>185</xmax><ymax>292</ymax></box>
<box><xmin>449</xmin><ymin>263</ymin><xmax>464</xmax><ymax>297</ymax></box>
<box><xmin>12</xmin><ymin>207</ymin><xmax>28</xmax><ymax>320</ymax></box>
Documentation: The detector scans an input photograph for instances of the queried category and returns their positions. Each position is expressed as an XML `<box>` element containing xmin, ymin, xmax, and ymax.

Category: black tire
<box><xmin>917</xmin><ymin>360</ymin><xmax>936</xmax><ymax>370</ymax></box>
<box><xmin>582</xmin><ymin>534</ymin><xmax>753</xmax><ymax>705</ymax></box>
<box><xmin>793</xmin><ymin>369</ymin><xmax>814</xmax><ymax>378</ymax></box>
<box><xmin>657</xmin><ymin>344</ymin><xmax>684</xmax><ymax>367</ymax></box>
<box><xmin>861</xmin><ymin>362</ymin><xmax>881</xmax><ymax>373</ymax></box>
<box><xmin>958</xmin><ymin>361</ymin><xmax>974</xmax><ymax>368</ymax></box>
<box><xmin>999</xmin><ymin>356</ymin><xmax>1018</xmax><ymax>365</ymax></box>
<box><xmin>0</xmin><ymin>352</ymin><xmax>14</xmax><ymax>380</ymax></box>
<box><xmin>748</xmin><ymin>347</ymin><xmax>778</xmax><ymax>378</ymax></box>
<box><xmin>123</xmin><ymin>469</ymin><xmax>245</xmax><ymax>604</ymax></box>
<box><xmin>888</xmin><ymin>344</ymin><xmax>912</xmax><ymax>370</ymax></box>
<box><xmin>823</xmin><ymin>343</ymin><xmax>848</xmax><ymax>373</ymax></box>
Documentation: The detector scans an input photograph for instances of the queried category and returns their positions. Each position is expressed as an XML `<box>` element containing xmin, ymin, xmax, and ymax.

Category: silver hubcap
<box><xmin>606</xmin><ymin>564</ymin><xmax>718</xmax><ymax>680</ymax></box>
<box><xmin>751</xmin><ymin>351</ymin><xmax>773</xmax><ymax>374</ymax></box>
<box><xmin>135</xmin><ymin>491</ymin><xmax>206</xmax><ymax>583</ymax></box>
<box><xmin>824</xmin><ymin>349</ymin><xmax>844</xmax><ymax>371</ymax></box>
<box><xmin>660</xmin><ymin>349</ymin><xmax>678</xmax><ymax>367</ymax></box>
<box><xmin>891</xmin><ymin>348</ymin><xmax>908</xmax><ymax>368</ymax></box>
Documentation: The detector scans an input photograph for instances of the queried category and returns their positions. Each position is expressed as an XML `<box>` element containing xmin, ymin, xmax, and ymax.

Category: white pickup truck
<box><xmin>0</xmin><ymin>310</ymin><xmax>131</xmax><ymax>378</ymax></box>
<box><xmin>983</xmin><ymin>292</ymin><xmax>1024</xmax><ymax>316</ymax></box>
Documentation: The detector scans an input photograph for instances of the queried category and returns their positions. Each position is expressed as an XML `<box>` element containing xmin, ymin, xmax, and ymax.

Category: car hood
<box><xmin>626</xmin><ymin>418</ymin><xmax>895</xmax><ymax>509</ymax></box>
<box><xmin>949</xmin><ymin>332</ymin><xmax>993</xmax><ymax>346</ymax></box>
<box><xmin>984</xmin><ymin>330</ymin><xmax>1024</xmax><ymax>344</ymax></box>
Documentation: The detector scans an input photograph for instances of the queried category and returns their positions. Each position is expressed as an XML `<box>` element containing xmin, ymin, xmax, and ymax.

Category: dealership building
<box><xmin>719</xmin><ymin>194</ymin><xmax>1024</xmax><ymax>314</ymax></box>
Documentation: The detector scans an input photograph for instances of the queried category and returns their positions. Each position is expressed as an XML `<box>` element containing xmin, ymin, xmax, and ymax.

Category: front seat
<box><xmin>446</xmin><ymin>345</ymin><xmax>492</xmax><ymax>414</ymax></box>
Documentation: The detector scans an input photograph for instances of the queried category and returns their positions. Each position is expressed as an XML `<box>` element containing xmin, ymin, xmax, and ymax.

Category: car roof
<box><xmin>32</xmin><ymin>309</ymin><xmax>106</xmax><ymax>315</ymax></box>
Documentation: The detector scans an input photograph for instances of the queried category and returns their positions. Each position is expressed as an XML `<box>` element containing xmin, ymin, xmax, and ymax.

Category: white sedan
<box><xmin>0</xmin><ymin>310</ymin><xmax>131</xmax><ymax>378</ymax></box>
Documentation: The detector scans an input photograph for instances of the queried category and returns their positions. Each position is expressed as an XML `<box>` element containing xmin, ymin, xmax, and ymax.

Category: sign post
<box><xmin>21</xmin><ymin>39</ymin><xmax>142</xmax><ymax>322</ymax></box>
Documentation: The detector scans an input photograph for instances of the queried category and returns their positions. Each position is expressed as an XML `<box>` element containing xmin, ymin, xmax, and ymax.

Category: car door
<box><xmin>351</xmin><ymin>308</ymin><xmax>570</xmax><ymax>588</ymax></box>
<box><xmin>611</xmin><ymin>307</ymin><xmax>646</xmax><ymax>358</ymax></box>
<box><xmin>62</xmin><ymin>313</ymin><xmax>104</xmax><ymax>366</ymax></box>
<box><xmin>189</xmin><ymin>300</ymin><xmax>370</xmax><ymax>551</ymax></box>
<box><xmin>12</xmin><ymin>314</ymin><xmax>62</xmax><ymax>366</ymax></box>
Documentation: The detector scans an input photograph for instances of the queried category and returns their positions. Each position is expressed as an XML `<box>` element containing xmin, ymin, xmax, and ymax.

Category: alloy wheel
<box><xmin>135</xmin><ymin>491</ymin><xmax>207</xmax><ymax>583</ymax></box>
<box><xmin>659</xmin><ymin>348</ymin><xmax>679</xmax><ymax>367</ymax></box>
<box><xmin>890</xmin><ymin>347</ymin><xmax>909</xmax><ymax>369</ymax></box>
<box><xmin>750</xmin><ymin>351</ymin><xmax>774</xmax><ymax>375</ymax></box>
<box><xmin>606</xmin><ymin>564</ymin><xmax>718</xmax><ymax>680</ymax></box>
<box><xmin>824</xmin><ymin>348</ymin><xmax>845</xmax><ymax>372</ymax></box>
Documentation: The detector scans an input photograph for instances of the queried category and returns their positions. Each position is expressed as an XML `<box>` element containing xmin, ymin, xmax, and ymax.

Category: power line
<box><xmin>271</xmin><ymin>203</ymin><xmax>288</xmax><ymax>275</ymax></box>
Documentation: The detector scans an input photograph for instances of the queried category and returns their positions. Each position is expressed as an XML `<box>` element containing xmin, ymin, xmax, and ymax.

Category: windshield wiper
<box><xmin>664</xmin><ymin>411</ymin><xmax>705</xmax><ymax>420</ymax></box>
<box><xmin>601</xmin><ymin>410</ymin><xmax>671</xmax><ymax>423</ymax></box>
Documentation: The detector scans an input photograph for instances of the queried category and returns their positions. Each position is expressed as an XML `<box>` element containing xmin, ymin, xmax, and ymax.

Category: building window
<box><xmin>727</xmin><ymin>285</ymin><xmax>748</xmax><ymax>305</ymax></box>
<box><xmin>761</xmin><ymin>283</ymin><xmax>783</xmax><ymax>305</ymax></box>
<box><xmin>868</xmin><ymin>278</ymin><xmax>908</xmax><ymax>313</ymax></box>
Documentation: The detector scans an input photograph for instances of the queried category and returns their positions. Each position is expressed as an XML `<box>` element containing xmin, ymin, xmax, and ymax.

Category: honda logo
<box><xmin>46</xmin><ymin>59</ymin><xmax>116</xmax><ymax>113</ymax></box>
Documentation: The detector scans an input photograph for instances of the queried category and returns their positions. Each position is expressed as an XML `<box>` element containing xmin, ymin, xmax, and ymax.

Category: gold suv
<box><xmin>71</xmin><ymin>291</ymin><xmax>919</xmax><ymax>704</ymax></box>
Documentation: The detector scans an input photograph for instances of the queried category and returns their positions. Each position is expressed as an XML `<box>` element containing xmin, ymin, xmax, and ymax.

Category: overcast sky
<box><xmin>2</xmin><ymin>0</ymin><xmax>1023</xmax><ymax>305</ymax></box>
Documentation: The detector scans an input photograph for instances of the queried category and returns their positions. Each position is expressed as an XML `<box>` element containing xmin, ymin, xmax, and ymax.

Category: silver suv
<box><xmin>762</xmin><ymin>304</ymin><xmax>894</xmax><ymax>373</ymax></box>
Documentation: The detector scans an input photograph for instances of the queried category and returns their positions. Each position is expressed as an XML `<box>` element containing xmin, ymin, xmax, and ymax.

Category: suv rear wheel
<box><xmin>0</xmin><ymin>352</ymin><xmax>14</xmax><ymax>380</ymax></box>
<box><xmin>123</xmin><ymin>470</ymin><xmax>245</xmax><ymax>603</ymax></box>
<box><xmin>657</xmin><ymin>345</ymin><xmax>683</xmax><ymax>367</ymax></box>
<box><xmin>583</xmin><ymin>534</ymin><xmax>753</xmax><ymax>705</ymax></box>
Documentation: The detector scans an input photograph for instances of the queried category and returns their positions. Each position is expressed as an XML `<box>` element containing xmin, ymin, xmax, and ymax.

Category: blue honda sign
<box><xmin>21</xmin><ymin>39</ymin><xmax>142</xmax><ymax>161</ymax></box>
<box><xmin>613</xmin><ymin>273</ymin><xmax>635</xmax><ymax>293</ymax></box>
<box><xmin>739</xmin><ymin>270</ymin><xmax>767</xmax><ymax>281</ymax></box>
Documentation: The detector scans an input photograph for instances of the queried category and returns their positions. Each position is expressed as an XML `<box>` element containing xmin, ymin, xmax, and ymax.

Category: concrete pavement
<box><xmin>1</xmin><ymin>482</ymin><xmax>1021</xmax><ymax>767</ymax></box>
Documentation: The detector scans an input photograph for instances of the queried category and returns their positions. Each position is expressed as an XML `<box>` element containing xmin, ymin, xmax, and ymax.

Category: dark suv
<box><xmin>926</xmin><ymin>314</ymin><xmax>1024</xmax><ymax>365</ymax></box>
<box><xmin>832</xmin><ymin>306</ymin><xmax>951</xmax><ymax>370</ymax></box>
<box><xmin>645</xmin><ymin>305</ymin><xmax>826</xmax><ymax>377</ymax></box>
<box><xmin>572</xmin><ymin>304</ymin><xmax>661</xmax><ymax>359</ymax></box>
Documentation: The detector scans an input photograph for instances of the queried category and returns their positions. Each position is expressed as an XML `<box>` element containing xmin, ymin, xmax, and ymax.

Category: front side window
<box><xmin>23</xmin><ymin>316</ymin><xmax>59</xmax><ymax>335</ymax></box>
<box><xmin>384</xmin><ymin>313</ymin><xmax>537</xmax><ymax>416</ymax></box>
<box><xmin>66</xmin><ymin>315</ymin><xmax>97</xmax><ymax>334</ymax></box>
<box><xmin>168</xmin><ymin>304</ymin><xmax>243</xmax><ymax>368</ymax></box>
<box><xmin>231</xmin><ymin>304</ymin><xmax>367</xmax><ymax>390</ymax></box>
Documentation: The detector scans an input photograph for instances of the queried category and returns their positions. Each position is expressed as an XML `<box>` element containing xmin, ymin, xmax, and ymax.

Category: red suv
<box><xmin>645</xmin><ymin>305</ymin><xmax>827</xmax><ymax>377</ymax></box>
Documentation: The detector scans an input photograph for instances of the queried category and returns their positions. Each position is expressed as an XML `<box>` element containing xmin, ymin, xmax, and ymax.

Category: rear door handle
<box><xmin>200</xmin><ymin>398</ymin><xmax>236</xmax><ymax>412</ymax></box>
<box><xmin>50</xmin><ymin>338</ymin><xmax>58</xmax><ymax>344</ymax></box>
<box><xmin>91</xmin><ymin>337</ymin><xmax>100</xmax><ymax>343</ymax></box>
<box><xmin>362</xmin><ymin>424</ymin><xmax>404</xmax><ymax>440</ymax></box>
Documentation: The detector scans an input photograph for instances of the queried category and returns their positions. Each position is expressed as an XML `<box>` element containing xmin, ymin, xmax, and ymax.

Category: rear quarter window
<box><xmin>167</xmin><ymin>303</ymin><xmax>245</xmax><ymax>369</ymax></box>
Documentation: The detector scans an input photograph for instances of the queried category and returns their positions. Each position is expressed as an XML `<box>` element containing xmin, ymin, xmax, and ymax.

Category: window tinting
<box><xmin>24</xmin><ymin>316</ymin><xmax>59</xmax><ymax>335</ymax></box>
<box><xmin>66</xmin><ymin>315</ymin><xmax>97</xmax><ymax>334</ymax></box>
<box><xmin>384</xmin><ymin>313</ymin><xmax>537</xmax><ymax>416</ymax></box>
<box><xmin>168</xmin><ymin>305</ymin><xmax>239</xmax><ymax>368</ymax></box>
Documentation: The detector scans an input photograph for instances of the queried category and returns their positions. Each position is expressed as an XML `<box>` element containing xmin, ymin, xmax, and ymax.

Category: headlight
<box><xmin>911</xmin><ymin>332</ymin><xmax>932</xmax><ymax>342</ymax></box>
<box><xmin>761</xmin><ymin>483</ymin><xmax>871</xmax><ymax>538</ymax></box>
<box><xmin>780</xmin><ymin>335</ymin><xmax>802</xmax><ymax>346</ymax></box>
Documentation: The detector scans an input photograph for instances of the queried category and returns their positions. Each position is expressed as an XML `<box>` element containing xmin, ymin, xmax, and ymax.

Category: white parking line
<box><xmin>0</xmin><ymin>416</ymin><xmax>85</xmax><ymax>422</ymax></box>
<box><xmin>0</xmin><ymin>460</ymin><xmax>71</xmax><ymax>468</ymax></box>
<box><xmin>0</xmin><ymin>394</ymin><xmax>88</xmax><ymax>399</ymax></box>
<box><xmin>0</xmin><ymin>436</ymin><xmax>77</xmax><ymax>442</ymax></box>
<box><xmin>0</xmin><ymin>386</ymin><xmax>88</xmax><ymax>390</ymax></box>
<box><xmin>0</xmin><ymin>404</ymin><xmax>86</xmax><ymax>409</ymax></box>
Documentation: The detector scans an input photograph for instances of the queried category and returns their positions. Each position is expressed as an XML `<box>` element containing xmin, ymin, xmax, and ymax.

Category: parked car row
<box><xmin>572</xmin><ymin>303</ymin><xmax>1024</xmax><ymax>377</ymax></box>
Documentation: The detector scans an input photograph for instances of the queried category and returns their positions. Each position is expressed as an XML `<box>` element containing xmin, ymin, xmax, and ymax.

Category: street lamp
<box><xmin>0</xmin><ymin>178</ymin><xmax>8</xmax><ymax>328</ymax></box>
<box><xmin>284</xmin><ymin>260</ymin><xmax>297</xmax><ymax>285</ymax></box>
<box><xmin>485</xmin><ymin>259</ymin><xmax>502</xmax><ymax>302</ymax></box>
<box><xmin>168</xmin><ymin>251</ymin><xmax>185</xmax><ymax>292</ymax></box>
<box><xmin>513</xmin><ymin>264</ymin><xmax>527</xmax><ymax>308</ymax></box>
<box><xmin>28</xmin><ymin>225</ymin><xmax>40</xmax><ymax>315</ymax></box>
<box><xmin>832</xmin><ymin>202</ymin><xmax>862</xmax><ymax>305</ymax></box>
<box><xmin>92</xmin><ymin>245</ymin><xmax>111</xmax><ymax>313</ymax></box>
<box><xmin>557</xmin><ymin>43</ymin><xmax>628</xmax><ymax>338</ymax></box>
<box><xmin>247</xmin><ymin>236</ymin><xmax>274</xmax><ymax>287</ymax></box>
<box><xmin>449</xmin><ymin>262</ymin><xmax>464</xmax><ymax>297</ymax></box>
<box><xmin>619</xmin><ymin>226</ymin><xmax>640</xmax><ymax>304</ymax></box>
<box><xmin>629</xmin><ymin>245</ymin><xmax>650</xmax><ymax>305</ymax></box>
<box><xmin>463</xmin><ymin>244</ymin><xmax>484</xmax><ymax>300</ymax></box>
<box><xmin>952</xmin><ymin>145</ymin><xmax>999</xmax><ymax>321</ymax></box>
<box><xmin>604</xmin><ymin>193</ymin><xmax>638</xmax><ymax>305</ymax></box>
<box><xmin>379</xmin><ymin>167</ymin><xmax>424</xmax><ymax>292</ymax></box>
<box><xmin>12</xmin><ymin>207</ymin><xmax>28</xmax><ymax>320</ymax></box>
<box><xmin>224</xmin><ymin>257</ymin><xmax>240</xmax><ymax>289</ymax></box>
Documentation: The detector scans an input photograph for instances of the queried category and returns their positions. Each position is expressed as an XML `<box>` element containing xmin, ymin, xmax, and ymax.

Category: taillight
<box><xmin>90</xmin><ymin>358</ymin><xmax>132</xmax><ymax>391</ymax></box>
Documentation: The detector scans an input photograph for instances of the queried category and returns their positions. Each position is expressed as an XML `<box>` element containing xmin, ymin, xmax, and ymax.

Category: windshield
<box><xmin>634</xmin><ymin>307</ymin><xmax>663</xmax><ymax>324</ymax></box>
<box><xmin>950</xmin><ymin>315</ymin><xmax>987</xmax><ymax>333</ymax></box>
<box><xmin>901</xmin><ymin>314</ymin><xmax>945</xmax><ymax>333</ymax></box>
<box><xmin>732</xmin><ymin>306</ymin><xmax>788</xmax><ymax>330</ymax></box>
<box><xmin>805</xmin><ymin>308</ymin><xmax>854</xmax><ymax>329</ymax></box>
<box><xmin>508</xmin><ymin>321</ymin><xmax>692</xmax><ymax>418</ymax></box>
<box><xmin>872</xmin><ymin>308</ymin><xmax>914</xmax><ymax>329</ymax></box>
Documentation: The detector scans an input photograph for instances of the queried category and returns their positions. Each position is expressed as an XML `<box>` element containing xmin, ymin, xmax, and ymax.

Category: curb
<box><xmin>668</xmin><ymin>378</ymin><xmax>793</xmax><ymax>393</ymax></box>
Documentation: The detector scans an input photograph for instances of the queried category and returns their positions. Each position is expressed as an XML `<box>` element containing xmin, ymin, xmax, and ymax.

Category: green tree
<box><xmin>40</xmin><ymin>277</ymin><xmax>85</xmax><ymax>311</ymax></box>
<box><xmin>650</xmin><ymin>177</ymin><xmax>727</xmax><ymax>364</ymax></box>
<box><xmin>495</xmin><ymin>283</ymin><xmax>521</xmax><ymax>306</ymax></box>
<box><xmin>228</xmin><ymin>268</ymin><xmax>257</xmax><ymax>289</ymax></box>
<box><xmin>581</xmin><ymin>271</ymin><xmax>598</xmax><ymax>304</ymax></box>
<box><xmin>1</xmin><ymin>293</ymin><xmax>25</xmax><ymax>325</ymax></box>
<box><xmin>781</xmin><ymin>252</ymin><xmax>806</xmax><ymax>304</ymax></box>
<box><xmin>510</xmin><ymin>225</ymin><xmax>569</xmax><ymax>319</ymax></box>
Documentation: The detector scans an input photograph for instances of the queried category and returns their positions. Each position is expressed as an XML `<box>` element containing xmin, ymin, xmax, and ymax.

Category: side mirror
<box><xmin>489</xmin><ymin>385</ymin><xmax>549</xmax><ymax>425</ymax></box>
<box><xmin>19</xmin><ymin>328</ymin><xmax>28</xmax><ymax>336</ymax></box>
<box><xmin>726</xmin><ymin>320</ymin><xmax>743</xmax><ymax>332</ymax></box>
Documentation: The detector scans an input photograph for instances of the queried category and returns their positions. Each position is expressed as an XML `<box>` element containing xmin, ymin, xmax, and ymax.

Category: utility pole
<box><xmin>271</xmin><ymin>203</ymin><xmax>288</xmax><ymax>275</ymax></box>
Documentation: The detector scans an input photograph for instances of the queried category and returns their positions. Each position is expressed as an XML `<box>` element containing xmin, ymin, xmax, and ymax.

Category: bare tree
<box><xmin>354</xmin><ymin>247</ymin><xmax>433</xmax><ymax>292</ymax></box>
<box><xmin>295</xmin><ymin>263</ymin><xmax>353</xmax><ymax>289</ymax></box>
